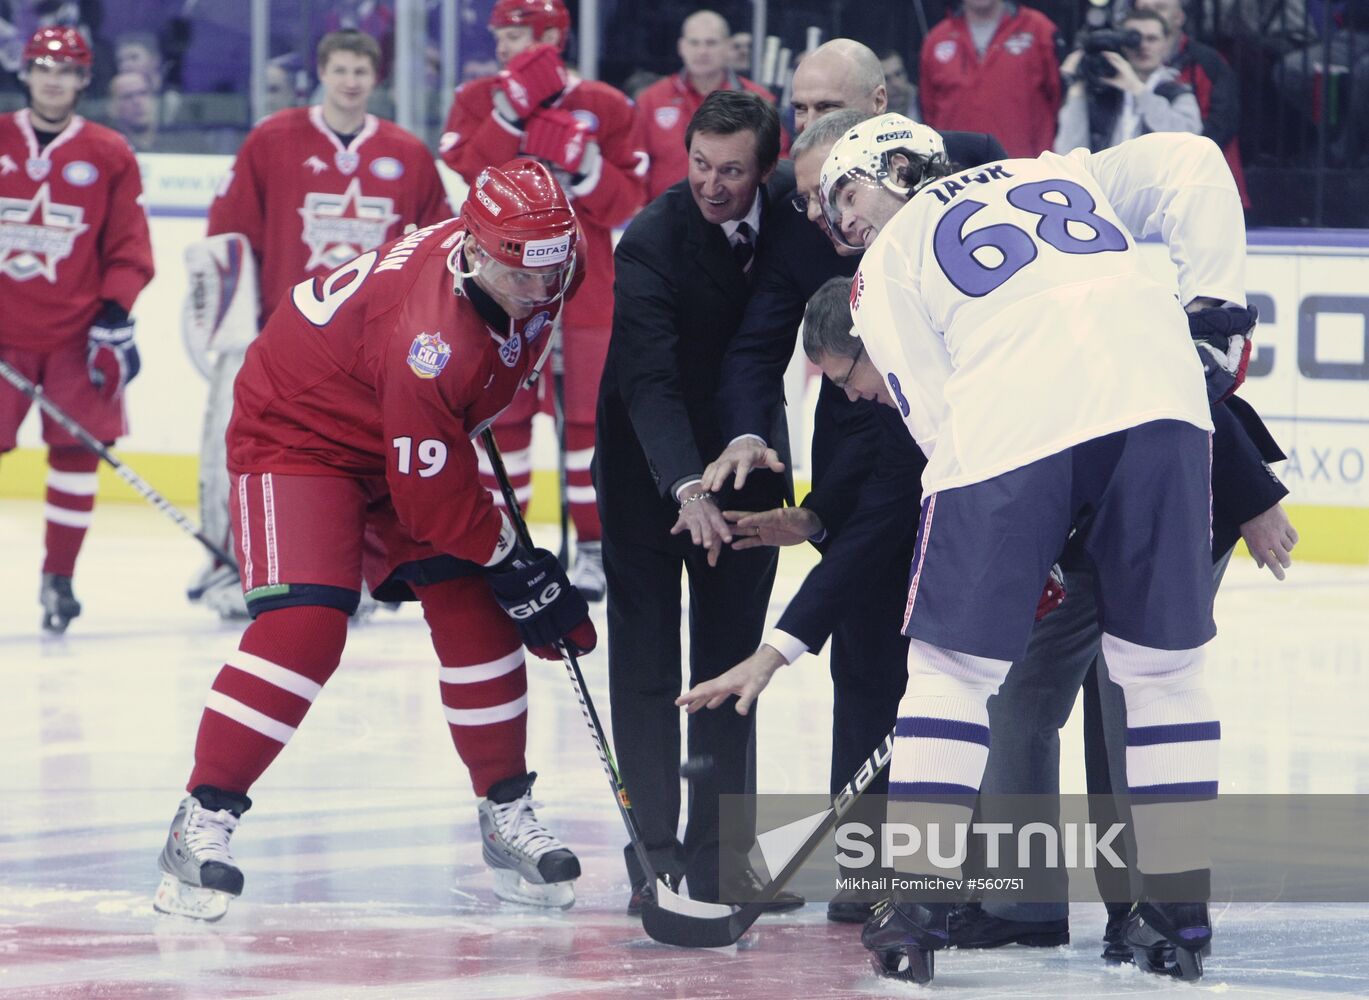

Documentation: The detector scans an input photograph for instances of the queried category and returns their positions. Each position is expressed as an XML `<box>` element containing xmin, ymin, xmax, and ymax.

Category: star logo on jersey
<box><xmin>0</xmin><ymin>182</ymin><xmax>90</xmax><ymax>283</ymax></box>
<box><xmin>407</xmin><ymin>331</ymin><xmax>452</xmax><ymax>379</ymax></box>
<box><xmin>0</xmin><ymin>155</ymin><xmax>17</xmax><ymax>176</ymax></box>
<box><xmin>303</xmin><ymin>155</ymin><xmax>328</xmax><ymax>175</ymax></box>
<box><xmin>298</xmin><ymin>177</ymin><xmax>400</xmax><ymax>271</ymax></box>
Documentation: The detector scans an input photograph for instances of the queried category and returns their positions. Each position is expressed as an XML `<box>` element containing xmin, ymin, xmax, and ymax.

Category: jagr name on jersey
<box><xmin>925</xmin><ymin>164</ymin><xmax>1015</xmax><ymax>206</ymax></box>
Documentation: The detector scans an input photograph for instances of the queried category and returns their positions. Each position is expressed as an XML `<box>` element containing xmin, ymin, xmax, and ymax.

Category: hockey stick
<box><xmin>479</xmin><ymin>428</ymin><xmax>738</xmax><ymax>944</ymax></box>
<box><xmin>550</xmin><ymin>322</ymin><xmax>570</xmax><ymax>567</ymax></box>
<box><xmin>0</xmin><ymin>359</ymin><xmax>238</xmax><ymax>569</ymax></box>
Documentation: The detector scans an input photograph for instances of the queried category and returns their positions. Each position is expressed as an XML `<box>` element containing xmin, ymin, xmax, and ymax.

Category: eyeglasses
<box><xmin>833</xmin><ymin>343</ymin><xmax>864</xmax><ymax>390</ymax></box>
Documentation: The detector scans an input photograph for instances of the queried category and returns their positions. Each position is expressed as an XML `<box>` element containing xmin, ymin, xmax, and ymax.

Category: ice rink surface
<box><xmin>3</xmin><ymin>499</ymin><xmax>1368</xmax><ymax>999</ymax></box>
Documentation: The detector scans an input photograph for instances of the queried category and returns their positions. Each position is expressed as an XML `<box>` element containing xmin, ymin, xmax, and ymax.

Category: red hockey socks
<box><xmin>479</xmin><ymin>422</ymin><xmax>532</xmax><ymax>514</ymax></box>
<box><xmin>188</xmin><ymin>605</ymin><xmax>349</xmax><ymax>794</ymax></box>
<box><xmin>42</xmin><ymin>446</ymin><xmax>99</xmax><ymax>576</ymax></box>
<box><xmin>419</xmin><ymin>577</ymin><xmax>528</xmax><ymax>797</ymax></box>
<box><xmin>565</xmin><ymin>421</ymin><xmax>600</xmax><ymax>542</ymax></box>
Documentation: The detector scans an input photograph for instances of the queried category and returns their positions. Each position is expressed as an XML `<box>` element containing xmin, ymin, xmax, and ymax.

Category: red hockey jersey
<box><xmin>208</xmin><ymin>106</ymin><xmax>451</xmax><ymax>325</ymax></box>
<box><xmin>439</xmin><ymin>74</ymin><xmax>645</xmax><ymax>332</ymax></box>
<box><xmin>228</xmin><ymin>218</ymin><xmax>567</xmax><ymax>566</ymax></box>
<box><xmin>0</xmin><ymin>110</ymin><xmax>154</xmax><ymax>351</ymax></box>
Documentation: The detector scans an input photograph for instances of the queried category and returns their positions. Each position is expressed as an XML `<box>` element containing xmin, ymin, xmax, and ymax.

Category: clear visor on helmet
<box><xmin>822</xmin><ymin>170</ymin><xmax>889</xmax><ymax>253</ymax></box>
<box><xmin>468</xmin><ymin>245</ymin><xmax>576</xmax><ymax>309</ymax></box>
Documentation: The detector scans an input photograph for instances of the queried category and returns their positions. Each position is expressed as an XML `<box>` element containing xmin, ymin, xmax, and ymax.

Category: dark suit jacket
<box><xmin>595</xmin><ymin>164</ymin><xmax>794</xmax><ymax>547</ymax></box>
<box><xmin>715</xmin><ymin>131</ymin><xmax>1007</xmax><ymax>651</ymax></box>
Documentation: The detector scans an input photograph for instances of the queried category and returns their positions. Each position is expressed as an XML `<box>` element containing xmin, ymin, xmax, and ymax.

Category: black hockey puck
<box><xmin>679</xmin><ymin>754</ymin><xmax>715</xmax><ymax>781</ymax></box>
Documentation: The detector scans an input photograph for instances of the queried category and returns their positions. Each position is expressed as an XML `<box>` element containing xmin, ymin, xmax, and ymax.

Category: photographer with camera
<box><xmin>1055</xmin><ymin>8</ymin><xmax>1201</xmax><ymax>153</ymax></box>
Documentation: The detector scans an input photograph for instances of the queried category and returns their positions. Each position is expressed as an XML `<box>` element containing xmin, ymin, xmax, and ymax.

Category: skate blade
<box><xmin>869</xmin><ymin>947</ymin><xmax>934</xmax><ymax>984</ymax></box>
<box><xmin>491</xmin><ymin>868</ymin><xmax>575</xmax><ymax>909</ymax></box>
<box><xmin>1133</xmin><ymin>942</ymin><xmax>1207</xmax><ymax>981</ymax></box>
<box><xmin>40</xmin><ymin>613</ymin><xmax>71</xmax><ymax>634</ymax></box>
<box><xmin>153</xmin><ymin>873</ymin><xmax>233</xmax><ymax>922</ymax></box>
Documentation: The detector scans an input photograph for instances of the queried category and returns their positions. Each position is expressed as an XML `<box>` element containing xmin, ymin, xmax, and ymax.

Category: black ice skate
<box><xmin>39</xmin><ymin>573</ymin><xmax>81</xmax><ymax>633</ymax></box>
<box><xmin>1123</xmin><ymin>899</ymin><xmax>1211</xmax><ymax>981</ymax></box>
<box><xmin>861</xmin><ymin>898</ymin><xmax>953</xmax><ymax>985</ymax></box>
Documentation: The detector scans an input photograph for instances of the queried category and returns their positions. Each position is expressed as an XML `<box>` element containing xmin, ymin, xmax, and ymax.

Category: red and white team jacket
<box><xmin>208</xmin><ymin>106</ymin><xmax>452</xmax><ymax>324</ymax></box>
<box><xmin>634</xmin><ymin>71</ymin><xmax>786</xmax><ymax>202</ymax></box>
<box><xmin>919</xmin><ymin>3</ymin><xmax>1063</xmax><ymax>158</ymax></box>
<box><xmin>0</xmin><ymin>110</ymin><xmax>154</xmax><ymax>351</ymax></box>
<box><xmin>228</xmin><ymin>219</ymin><xmax>567</xmax><ymax>566</ymax></box>
<box><xmin>439</xmin><ymin>75</ymin><xmax>645</xmax><ymax>332</ymax></box>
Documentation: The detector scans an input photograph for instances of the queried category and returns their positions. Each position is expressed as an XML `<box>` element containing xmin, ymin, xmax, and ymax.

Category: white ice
<box><xmin>2</xmin><ymin>498</ymin><xmax>1368</xmax><ymax>999</ymax></box>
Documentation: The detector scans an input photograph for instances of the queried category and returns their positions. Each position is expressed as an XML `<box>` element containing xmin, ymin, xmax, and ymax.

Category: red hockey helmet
<box><xmin>462</xmin><ymin>158</ymin><xmax>577</xmax><ymax>270</ymax></box>
<box><xmin>489</xmin><ymin>0</ymin><xmax>571</xmax><ymax>46</ymax></box>
<box><xmin>23</xmin><ymin>27</ymin><xmax>93</xmax><ymax>70</ymax></box>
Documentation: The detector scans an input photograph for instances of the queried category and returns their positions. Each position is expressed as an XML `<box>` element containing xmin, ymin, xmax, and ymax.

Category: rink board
<box><xmin>1</xmin><ymin>156</ymin><xmax>1366</xmax><ymax>562</ymax></box>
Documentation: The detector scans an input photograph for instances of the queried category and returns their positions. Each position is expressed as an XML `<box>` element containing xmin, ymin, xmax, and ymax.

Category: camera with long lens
<box><xmin>1079</xmin><ymin>27</ymin><xmax>1142</xmax><ymax>88</ymax></box>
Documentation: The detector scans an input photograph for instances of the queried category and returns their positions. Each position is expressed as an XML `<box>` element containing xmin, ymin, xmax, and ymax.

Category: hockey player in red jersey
<box><xmin>440</xmin><ymin>0</ymin><xmax>647</xmax><ymax>602</ymax></box>
<box><xmin>188</xmin><ymin>29</ymin><xmax>452</xmax><ymax>617</ymax></box>
<box><xmin>154</xmin><ymin>159</ymin><xmax>598</xmax><ymax>921</ymax></box>
<box><xmin>0</xmin><ymin>27</ymin><xmax>155</xmax><ymax>633</ymax></box>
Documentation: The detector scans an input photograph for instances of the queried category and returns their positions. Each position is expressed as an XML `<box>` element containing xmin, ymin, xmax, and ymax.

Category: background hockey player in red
<box><xmin>0</xmin><ymin>27</ymin><xmax>154</xmax><ymax>633</ymax></box>
<box><xmin>439</xmin><ymin>0</ymin><xmax>647</xmax><ymax>602</ymax></box>
<box><xmin>155</xmin><ymin>159</ymin><xmax>598</xmax><ymax>921</ymax></box>
<box><xmin>188</xmin><ymin>28</ymin><xmax>452</xmax><ymax>618</ymax></box>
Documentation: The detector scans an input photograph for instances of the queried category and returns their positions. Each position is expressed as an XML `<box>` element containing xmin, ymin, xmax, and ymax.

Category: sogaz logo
<box><xmin>522</xmin><ymin>235</ymin><xmax>570</xmax><ymax>266</ymax></box>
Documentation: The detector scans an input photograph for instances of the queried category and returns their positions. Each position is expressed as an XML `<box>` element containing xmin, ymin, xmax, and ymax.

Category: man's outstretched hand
<box><xmin>701</xmin><ymin>437</ymin><xmax>785</xmax><ymax>493</ymax></box>
<box><xmin>677</xmin><ymin>645</ymin><xmax>786</xmax><ymax>716</ymax></box>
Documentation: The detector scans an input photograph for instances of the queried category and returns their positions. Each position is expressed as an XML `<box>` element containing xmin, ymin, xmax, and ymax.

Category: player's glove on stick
<box><xmin>488</xmin><ymin>546</ymin><xmax>597</xmax><ymax>660</ymax></box>
<box><xmin>1035</xmin><ymin>563</ymin><xmax>1066</xmax><ymax>621</ymax></box>
<box><xmin>1189</xmin><ymin>303</ymin><xmax>1257</xmax><ymax>403</ymax></box>
<box><xmin>87</xmin><ymin>301</ymin><xmax>140</xmax><ymax>401</ymax></box>
<box><xmin>524</xmin><ymin>108</ymin><xmax>597</xmax><ymax>175</ymax></box>
<box><xmin>496</xmin><ymin>44</ymin><xmax>567</xmax><ymax>119</ymax></box>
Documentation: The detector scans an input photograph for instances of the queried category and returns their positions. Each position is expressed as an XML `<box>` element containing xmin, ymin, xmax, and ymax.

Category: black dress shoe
<box><xmin>699</xmin><ymin>867</ymin><xmax>804</xmax><ymax>912</ymax></box>
<box><xmin>827</xmin><ymin>897</ymin><xmax>874</xmax><ymax>923</ymax></box>
<box><xmin>1102</xmin><ymin>906</ymin><xmax>1136</xmax><ymax>963</ymax></box>
<box><xmin>947</xmin><ymin>902</ymin><xmax>1069</xmax><ymax>949</ymax></box>
<box><xmin>627</xmin><ymin>872</ymin><xmax>682</xmax><ymax>916</ymax></box>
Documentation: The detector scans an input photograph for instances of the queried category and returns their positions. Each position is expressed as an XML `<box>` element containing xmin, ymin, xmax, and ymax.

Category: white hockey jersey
<box><xmin>850</xmin><ymin>132</ymin><xmax>1245</xmax><ymax>495</ymax></box>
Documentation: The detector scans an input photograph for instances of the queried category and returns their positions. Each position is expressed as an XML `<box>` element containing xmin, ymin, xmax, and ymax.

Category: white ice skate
<box><xmin>568</xmin><ymin>541</ymin><xmax>605</xmax><ymax>603</ymax></box>
<box><xmin>478</xmin><ymin>772</ymin><xmax>580</xmax><ymax>908</ymax></box>
<box><xmin>154</xmin><ymin>787</ymin><xmax>251</xmax><ymax>921</ymax></box>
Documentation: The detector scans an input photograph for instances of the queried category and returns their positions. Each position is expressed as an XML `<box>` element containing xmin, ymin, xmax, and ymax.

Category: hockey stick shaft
<box><xmin>479</xmin><ymin>429</ymin><xmax>663</xmax><ymax>881</ymax></box>
<box><xmin>0</xmin><ymin>359</ymin><xmax>238</xmax><ymax>569</ymax></box>
<box><xmin>549</xmin><ymin>321</ymin><xmax>570</xmax><ymax>566</ymax></box>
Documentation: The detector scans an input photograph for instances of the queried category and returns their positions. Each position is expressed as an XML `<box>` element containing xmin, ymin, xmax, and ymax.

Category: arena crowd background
<box><xmin>1</xmin><ymin>0</ymin><xmax>1366</xmax><ymax>564</ymax></box>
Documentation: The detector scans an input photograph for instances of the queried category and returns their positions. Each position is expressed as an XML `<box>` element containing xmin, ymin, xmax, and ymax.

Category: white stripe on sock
<box><xmin>43</xmin><ymin>504</ymin><xmax>92</xmax><ymax>528</ymax></box>
<box><xmin>204</xmin><ymin>689</ymin><xmax>295</xmax><ymax>743</ymax></box>
<box><xmin>565</xmin><ymin>484</ymin><xmax>596</xmax><ymax>503</ymax></box>
<box><xmin>226</xmin><ymin>650</ymin><xmax>324</xmax><ymax>702</ymax></box>
<box><xmin>443</xmin><ymin>693</ymin><xmax>528</xmax><ymax>726</ymax></box>
<box><xmin>565</xmin><ymin>447</ymin><xmax>594</xmax><ymax>470</ymax></box>
<box><xmin>46</xmin><ymin>469</ymin><xmax>98</xmax><ymax>495</ymax></box>
<box><xmin>438</xmin><ymin>650</ymin><xmax>524</xmax><ymax>685</ymax></box>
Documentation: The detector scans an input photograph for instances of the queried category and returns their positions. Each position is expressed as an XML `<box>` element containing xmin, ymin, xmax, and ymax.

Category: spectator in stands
<box><xmin>1273</xmin><ymin>1</ymin><xmax>1369</xmax><ymax>167</ymax></box>
<box><xmin>919</xmin><ymin>0</ymin><xmax>1063</xmax><ymax>156</ymax></box>
<box><xmin>264</xmin><ymin>54</ymin><xmax>307</xmax><ymax>116</ymax></box>
<box><xmin>115</xmin><ymin>31</ymin><xmax>182</xmax><ymax>125</ymax></box>
<box><xmin>109</xmin><ymin>69</ymin><xmax>159</xmax><ymax>151</ymax></box>
<box><xmin>1136</xmin><ymin>0</ymin><xmax>1250</xmax><ymax>205</ymax></box>
<box><xmin>729</xmin><ymin>31</ymin><xmax>751</xmax><ymax>74</ymax></box>
<box><xmin>1055</xmin><ymin>8</ymin><xmax>1202</xmax><ymax>152</ymax></box>
<box><xmin>880</xmin><ymin>49</ymin><xmax>919</xmax><ymax>118</ymax></box>
<box><xmin>635</xmin><ymin>10</ymin><xmax>783</xmax><ymax>201</ymax></box>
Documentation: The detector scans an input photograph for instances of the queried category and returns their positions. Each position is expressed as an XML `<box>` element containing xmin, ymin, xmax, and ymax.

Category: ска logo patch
<box><xmin>407</xmin><ymin>331</ymin><xmax>452</xmax><ymax>379</ymax></box>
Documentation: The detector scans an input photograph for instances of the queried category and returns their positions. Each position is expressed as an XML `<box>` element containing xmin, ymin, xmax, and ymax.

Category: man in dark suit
<box><xmin>594</xmin><ymin>89</ymin><xmax>801</xmax><ymax>912</ymax></box>
<box><xmin>696</xmin><ymin>47</ymin><xmax>1007</xmax><ymax>921</ymax></box>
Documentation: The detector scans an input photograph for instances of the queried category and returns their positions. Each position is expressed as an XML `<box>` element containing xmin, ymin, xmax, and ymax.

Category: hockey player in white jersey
<box><xmin>810</xmin><ymin>117</ymin><xmax>1250</xmax><ymax>984</ymax></box>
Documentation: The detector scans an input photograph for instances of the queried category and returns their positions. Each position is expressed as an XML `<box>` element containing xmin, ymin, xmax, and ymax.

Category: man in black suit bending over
<box><xmin>594</xmin><ymin>90</ymin><xmax>801</xmax><ymax>913</ymax></box>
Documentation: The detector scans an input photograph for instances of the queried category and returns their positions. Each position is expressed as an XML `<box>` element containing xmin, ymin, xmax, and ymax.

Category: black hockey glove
<box><xmin>1189</xmin><ymin>303</ymin><xmax>1257</xmax><ymax>404</ymax></box>
<box><xmin>87</xmin><ymin>301</ymin><xmax>140</xmax><ymax>401</ymax></box>
<box><xmin>487</xmin><ymin>547</ymin><xmax>597</xmax><ymax>661</ymax></box>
